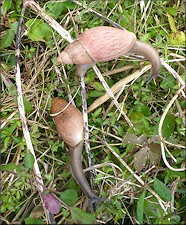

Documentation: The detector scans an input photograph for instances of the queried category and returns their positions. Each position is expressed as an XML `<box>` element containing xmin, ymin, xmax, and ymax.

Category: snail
<box><xmin>57</xmin><ymin>26</ymin><xmax>161</xmax><ymax>79</ymax></box>
<box><xmin>51</xmin><ymin>98</ymin><xmax>104</xmax><ymax>204</ymax></box>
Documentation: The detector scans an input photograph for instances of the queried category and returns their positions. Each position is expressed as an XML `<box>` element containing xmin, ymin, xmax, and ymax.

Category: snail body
<box><xmin>51</xmin><ymin>98</ymin><xmax>104</xmax><ymax>204</ymax></box>
<box><xmin>57</xmin><ymin>26</ymin><xmax>160</xmax><ymax>78</ymax></box>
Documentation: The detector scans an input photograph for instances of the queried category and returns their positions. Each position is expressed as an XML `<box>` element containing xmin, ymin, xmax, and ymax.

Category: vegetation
<box><xmin>1</xmin><ymin>0</ymin><xmax>185</xmax><ymax>224</ymax></box>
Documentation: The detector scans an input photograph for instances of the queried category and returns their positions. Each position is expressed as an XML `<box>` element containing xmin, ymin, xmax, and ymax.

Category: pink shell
<box><xmin>57</xmin><ymin>26</ymin><xmax>136</xmax><ymax>64</ymax></box>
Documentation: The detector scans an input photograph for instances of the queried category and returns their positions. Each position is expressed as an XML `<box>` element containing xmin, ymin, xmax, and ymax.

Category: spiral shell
<box><xmin>57</xmin><ymin>26</ymin><xmax>136</xmax><ymax>65</ymax></box>
<box><xmin>51</xmin><ymin>98</ymin><xmax>84</xmax><ymax>147</ymax></box>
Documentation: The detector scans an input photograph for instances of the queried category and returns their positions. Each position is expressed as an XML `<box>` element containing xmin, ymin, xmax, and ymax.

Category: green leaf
<box><xmin>70</xmin><ymin>207</ymin><xmax>97</xmax><ymax>224</ymax></box>
<box><xmin>140</xmin><ymin>33</ymin><xmax>151</xmax><ymax>42</ymax></box>
<box><xmin>59</xmin><ymin>189</ymin><xmax>78</xmax><ymax>207</ymax></box>
<box><xmin>46</xmin><ymin>2</ymin><xmax>76</xmax><ymax>19</ymax></box>
<box><xmin>167</xmin><ymin>13</ymin><xmax>177</xmax><ymax>32</ymax></box>
<box><xmin>166</xmin><ymin>7</ymin><xmax>177</xmax><ymax>16</ymax></box>
<box><xmin>3</xmin><ymin>136</ymin><xmax>11</xmax><ymax>149</ymax></box>
<box><xmin>25</xmin><ymin>217</ymin><xmax>43</xmax><ymax>224</ymax></box>
<box><xmin>93</xmin><ymin>82</ymin><xmax>105</xmax><ymax>91</ymax></box>
<box><xmin>16</xmin><ymin>0</ymin><xmax>22</xmax><ymax>13</ymax></box>
<box><xmin>8</xmin><ymin>123</ymin><xmax>18</xmax><ymax>135</ymax></box>
<box><xmin>40</xmin><ymin>22</ymin><xmax>53</xmax><ymax>39</ymax></box>
<box><xmin>162</xmin><ymin>114</ymin><xmax>175</xmax><ymax>139</ymax></box>
<box><xmin>160</xmin><ymin>75</ymin><xmax>176</xmax><ymax>91</ymax></box>
<box><xmin>1</xmin><ymin>163</ymin><xmax>19</xmax><ymax>172</ymax></box>
<box><xmin>92</xmin><ymin>108</ymin><xmax>102</xmax><ymax>118</ymax></box>
<box><xmin>9</xmin><ymin>21</ymin><xmax>19</xmax><ymax>34</ymax></box>
<box><xmin>2</xmin><ymin>0</ymin><xmax>12</xmax><ymax>14</ymax></box>
<box><xmin>137</xmin><ymin>191</ymin><xmax>146</xmax><ymax>224</ymax></box>
<box><xmin>25</xmin><ymin>19</ymin><xmax>52</xmax><ymax>41</ymax></box>
<box><xmin>89</xmin><ymin>90</ymin><xmax>104</xmax><ymax>97</ymax></box>
<box><xmin>24</xmin><ymin>151</ymin><xmax>35</xmax><ymax>169</ymax></box>
<box><xmin>117</xmin><ymin>125</ymin><xmax>124</xmax><ymax>137</ymax></box>
<box><xmin>135</xmin><ymin>103</ymin><xmax>151</xmax><ymax>116</ymax></box>
<box><xmin>23</xmin><ymin>96</ymin><xmax>33</xmax><ymax>113</ymax></box>
<box><xmin>154</xmin><ymin>178</ymin><xmax>172</xmax><ymax>201</ymax></box>
<box><xmin>1</xmin><ymin>29</ymin><xmax>15</xmax><ymax>49</ymax></box>
<box><xmin>144</xmin><ymin>197</ymin><xmax>164</xmax><ymax>218</ymax></box>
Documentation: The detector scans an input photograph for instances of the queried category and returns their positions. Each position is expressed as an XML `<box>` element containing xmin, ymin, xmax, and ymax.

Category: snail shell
<box><xmin>57</xmin><ymin>26</ymin><xmax>136</xmax><ymax>65</ymax></box>
<box><xmin>51</xmin><ymin>98</ymin><xmax>84</xmax><ymax>147</ymax></box>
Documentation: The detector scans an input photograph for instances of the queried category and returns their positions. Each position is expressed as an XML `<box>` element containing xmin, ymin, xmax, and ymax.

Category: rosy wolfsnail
<box><xmin>51</xmin><ymin>98</ymin><xmax>104</xmax><ymax>204</ymax></box>
<box><xmin>57</xmin><ymin>26</ymin><xmax>161</xmax><ymax>78</ymax></box>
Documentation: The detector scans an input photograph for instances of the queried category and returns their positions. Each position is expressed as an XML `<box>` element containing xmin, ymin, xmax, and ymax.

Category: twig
<box><xmin>15</xmin><ymin>1</ymin><xmax>55</xmax><ymax>223</ymax></box>
<box><xmin>92</xmin><ymin>65</ymin><xmax>134</xmax><ymax>128</ymax></box>
<box><xmin>15</xmin><ymin>1</ymin><xmax>44</xmax><ymax>191</ymax></box>
<box><xmin>102</xmin><ymin>64</ymin><xmax>140</xmax><ymax>77</ymax></box>
<box><xmin>158</xmin><ymin>85</ymin><xmax>186</xmax><ymax>172</ymax></box>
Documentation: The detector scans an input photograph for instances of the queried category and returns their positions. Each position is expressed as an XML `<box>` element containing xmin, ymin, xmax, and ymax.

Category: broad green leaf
<box><xmin>93</xmin><ymin>82</ymin><xmax>105</xmax><ymax>91</ymax></box>
<box><xmin>135</xmin><ymin>103</ymin><xmax>151</xmax><ymax>116</ymax></box>
<box><xmin>144</xmin><ymin>197</ymin><xmax>164</xmax><ymax>218</ymax></box>
<box><xmin>46</xmin><ymin>2</ymin><xmax>76</xmax><ymax>19</ymax></box>
<box><xmin>2</xmin><ymin>0</ymin><xmax>12</xmax><ymax>14</ymax></box>
<box><xmin>160</xmin><ymin>75</ymin><xmax>176</xmax><ymax>90</ymax></box>
<box><xmin>166</xmin><ymin>7</ymin><xmax>177</xmax><ymax>16</ymax></box>
<box><xmin>16</xmin><ymin>0</ymin><xmax>22</xmax><ymax>12</ymax></box>
<box><xmin>130</xmin><ymin>111</ymin><xmax>144</xmax><ymax>123</ymax></box>
<box><xmin>1</xmin><ymin>163</ymin><xmax>19</xmax><ymax>172</ymax></box>
<box><xmin>1</xmin><ymin>29</ymin><xmax>15</xmax><ymax>49</ymax></box>
<box><xmin>162</xmin><ymin>114</ymin><xmax>175</xmax><ymax>139</ymax></box>
<box><xmin>25</xmin><ymin>19</ymin><xmax>52</xmax><ymax>41</ymax></box>
<box><xmin>140</xmin><ymin>33</ymin><xmax>151</xmax><ymax>42</ymax></box>
<box><xmin>92</xmin><ymin>108</ymin><xmax>102</xmax><ymax>118</ymax></box>
<box><xmin>167</xmin><ymin>13</ymin><xmax>177</xmax><ymax>32</ymax></box>
<box><xmin>3</xmin><ymin>136</ymin><xmax>11</xmax><ymax>149</ymax></box>
<box><xmin>9</xmin><ymin>21</ymin><xmax>19</xmax><ymax>34</ymax></box>
<box><xmin>59</xmin><ymin>189</ymin><xmax>78</xmax><ymax>207</ymax></box>
<box><xmin>25</xmin><ymin>217</ymin><xmax>43</xmax><ymax>224</ymax></box>
<box><xmin>117</xmin><ymin>125</ymin><xmax>124</xmax><ymax>137</ymax></box>
<box><xmin>8</xmin><ymin>123</ymin><xmax>18</xmax><ymax>135</ymax></box>
<box><xmin>89</xmin><ymin>90</ymin><xmax>104</xmax><ymax>97</ymax></box>
<box><xmin>154</xmin><ymin>178</ymin><xmax>172</xmax><ymax>201</ymax></box>
<box><xmin>39</xmin><ymin>23</ymin><xmax>53</xmax><ymax>39</ymax></box>
<box><xmin>70</xmin><ymin>207</ymin><xmax>97</xmax><ymax>224</ymax></box>
<box><xmin>23</xmin><ymin>96</ymin><xmax>33</xmax><ymax>113</ymax></box>
<box><xmin>24</xmin><ymin>151</ymin><xmax>35</xmax><ymax>169</ymax></box>
<box><xmin>137</xmin><ymin>191</ymin><xmax>146</xmax><ymax>224</ymax></box>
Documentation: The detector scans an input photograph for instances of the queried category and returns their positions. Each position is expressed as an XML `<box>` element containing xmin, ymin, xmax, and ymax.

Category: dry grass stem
<box><xmin>26</xmin><ymin>0</ymin><xmax>73</xmax><ymax>43</ymax></box>
<box><xmin>160</xmin><ymin>59</ymin><xmax>185</xmax><ymax>87</ymax></box>
<box><xmin>92</xmin><ymin>65</ymin><xmax>134</xmax><ymax>128</ymax></box>
<box><xmin>88</xmin><ymin>65</ymin><xmax>151</xmax><ymax>112</ymax></box>
<box><xmin>158</xmin><ymin>85</ymin><xmax>186</xmax><ymax>172</ymax></box>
